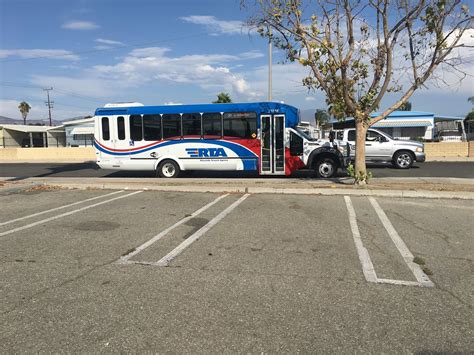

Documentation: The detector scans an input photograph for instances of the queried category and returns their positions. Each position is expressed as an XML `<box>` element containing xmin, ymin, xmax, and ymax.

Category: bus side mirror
<box><xmin>329</xmin><ymin>130</ymin><xmax>335</xmax><ymax>143</ymax></box>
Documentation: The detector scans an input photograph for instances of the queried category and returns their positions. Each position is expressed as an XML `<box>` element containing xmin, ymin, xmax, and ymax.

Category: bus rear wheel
<box><xmin>157</xmin><ymin>160</ymin><xmax>180</xmax><ymax>178</ymax></box>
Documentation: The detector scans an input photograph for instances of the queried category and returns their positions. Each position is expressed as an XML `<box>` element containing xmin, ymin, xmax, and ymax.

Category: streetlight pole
<box><xmin>268</xmin><ymin>26</ymin><xmax>272</xmax><ymax>102</ymax></box>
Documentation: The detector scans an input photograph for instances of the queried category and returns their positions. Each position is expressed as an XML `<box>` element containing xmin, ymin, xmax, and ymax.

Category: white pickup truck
<box><xmin>335</xmin><ymin>128</ymin><xmax>426</xmax><ymax>169</ymax></box>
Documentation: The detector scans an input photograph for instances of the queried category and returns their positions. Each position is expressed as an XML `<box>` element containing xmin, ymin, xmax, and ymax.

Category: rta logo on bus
<box><xmin>185</xmin><ymin>148</ymin><xmax>228</xmax><ymax>158</ymax></box>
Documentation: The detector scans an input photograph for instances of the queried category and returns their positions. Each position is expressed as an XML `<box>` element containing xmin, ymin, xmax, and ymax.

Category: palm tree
<box><xmin>213</xmin><ymin>92</ymin><xmax>232</xmax><ymax>103</ymax></box>
<box><xmin>18</xmin><ymin>101</ymin><xmax>31</xmax><ymax>125</ymax></box>
<box><xmin>397</xmin><ymin>101</ymin><xmax>412</xmax><ymax>111</ymax></box>
<box><xmin>314</xmin><ymin>109</ymin><xmax>330</xmax><ymax>129</ymax></box>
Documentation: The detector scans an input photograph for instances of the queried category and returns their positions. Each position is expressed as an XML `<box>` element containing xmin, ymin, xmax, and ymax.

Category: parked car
<box><xmin>335</xmin><ymin>128</ymin><xmax>425</xmax><ymax>169</ymax></box>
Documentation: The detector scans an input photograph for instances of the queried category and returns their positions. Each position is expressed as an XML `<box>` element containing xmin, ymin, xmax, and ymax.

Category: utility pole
<box><xmin>43</xmin><ymin>87</ymin><xmax>54</xmax><ymax>126</ymax></box>
<box><xmin>268</xmin><ymin>26</ymin><xmax>272</xmax><ymax>102</ymax></box>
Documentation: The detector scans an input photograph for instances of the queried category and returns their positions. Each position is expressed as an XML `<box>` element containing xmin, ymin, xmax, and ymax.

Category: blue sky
<box><xmin>0</xmin><ymin>0</ymin><xmax>472</xmax><ymax>121</ymax></box>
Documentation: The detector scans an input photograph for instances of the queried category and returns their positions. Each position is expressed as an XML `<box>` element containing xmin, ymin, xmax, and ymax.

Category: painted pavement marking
<box><xmin>117</xmin><ymin>193</ymin><xmax>230</xmax><ymax>265</ymax></box>
<box><xmin>0</xmin><ymin>190</ymin><xmax>123</xmax><ymax>226</ymax></box>
<box><xmin>344</xmin><ymin>196</ymin><xmax>434</xmax><ymax>288</ymax></box>
<box><xmin>0</xmin><ymin>191</ymin><xmax>143</xmax><ymax>238</ymax></box>
<box><xmin>155</xmin><ymin>193</ymin><xmax>250</xmax><ymax>267</ymax></box>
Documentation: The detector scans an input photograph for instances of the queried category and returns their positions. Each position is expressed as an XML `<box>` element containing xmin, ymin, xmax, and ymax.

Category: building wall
<box><xmin>46</xmin><ymin>132</ymin><xmax>66</xmax><ymax>147</ymax></box>
<box><xmin>0</xmin><ymin>147</ymin><xmax>96</xmax><ymax>162</ymax></box>
<box><xmin>424</xmin><ymin>142</ymin><xmax>469</xmax><ymax>157</ymax></box>
<box><xmin>3</xmin><ymin>129</ymin><xmax>26</xmax><ymax>147</ymax></box>
<box><xmin>65</xmin><ymin>123</ymin><xmax>94</xmax><ymax>147</ymax></box>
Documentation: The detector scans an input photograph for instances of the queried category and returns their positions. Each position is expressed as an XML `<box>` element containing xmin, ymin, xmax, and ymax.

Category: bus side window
<box><xmin>223</xmin><ymin>112</ymin><xmax>257</xmax><ymax>139</ymax></box>
<box><xmin>143</xmin><ymin>114</ymin><xmax>161</xmax><ymax>141</ymax></box>
<box><xmin>290</xmin><ymin>131</ymin><xmax>303</xmax><ymax>156</ymax></box>
<box><xmin>101</xmin><ymin>117</ymin><xmax>110</xmax><ymax>141</ymax></box>
<box><xmin>162</xmin><ymin>114</ymin><xmax>181</xmax><ymax>140</ymax></box>
<box><xmin>202</xmin><ymin>113</ymin><xmax>222</xmax><ymax>139</ymax></box>
<box><xmin>182</xmin><ymin>113</ymin><xmax>201</xmax><ymax>137</ymax></box>
<box><xmin>130</xmin><ymin>115</ymin><xmax>143</xmax><ymax>141</ymax></box>
<box><xmin>117</xmin><ymin>116</ymin><xmax>125</xmax><ymax>140</ymax></box>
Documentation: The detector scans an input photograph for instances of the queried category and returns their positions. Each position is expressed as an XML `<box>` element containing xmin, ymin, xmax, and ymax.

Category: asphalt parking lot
<box><xmin>1</xmin><ymin>188</ymin><xmax>473</xmax><ymax>352</ymax></box>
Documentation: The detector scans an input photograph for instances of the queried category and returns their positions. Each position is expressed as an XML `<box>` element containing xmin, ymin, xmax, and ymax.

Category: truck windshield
<box><xmin>295</xmin><ymin>128</ymin><xmax>316</xmax><ymax>141</ymax></box>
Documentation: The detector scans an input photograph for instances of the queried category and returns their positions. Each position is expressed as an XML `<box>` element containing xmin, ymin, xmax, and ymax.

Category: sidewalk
<box><xmin>2</xmin><ymin>176</ymin><xmax>474</xmax><ymax>199</ymax></box>
<box><xmin>426</xmin><ymin>156</ymin><xmax>474</xmax><ymax>162</ymax></box>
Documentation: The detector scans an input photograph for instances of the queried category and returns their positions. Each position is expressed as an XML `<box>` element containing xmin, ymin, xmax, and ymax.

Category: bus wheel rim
<box><xmin>319</xmin><ymin>162</ymin><xmax>334</xmax><ymax>177</ymax></box>
<box><xmin>162</xmin><ymin>163</ymin><xmax>175</xmax><ymax>177</ymax></box>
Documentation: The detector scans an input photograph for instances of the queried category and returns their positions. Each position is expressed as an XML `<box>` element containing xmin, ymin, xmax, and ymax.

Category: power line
<box><xmin>0</xmin><ymin>82</ymin><xmax>103</xmax><ymax>104</ymax></box>
<box><xmin>53</xmin><ymin>88</ymin><xmax>104</xmax><ymax>103</ymax></box>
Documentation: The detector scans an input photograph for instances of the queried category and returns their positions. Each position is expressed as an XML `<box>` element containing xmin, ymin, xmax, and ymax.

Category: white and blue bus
<box><xmin>93</xmin><ymin>102</ymin><xmax>349</xmax><ymax>178</ymax></box>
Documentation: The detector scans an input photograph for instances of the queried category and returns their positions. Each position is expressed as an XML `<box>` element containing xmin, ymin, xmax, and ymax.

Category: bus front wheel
<box><xmin>157</xmin><ymin>160</ymin><xmax>181</xmax><ymax>178</ymax></box>
<box><xmin>314</xmin><ymin>157</ymin><xmax>337</xmax><ymax>178</ymax></box>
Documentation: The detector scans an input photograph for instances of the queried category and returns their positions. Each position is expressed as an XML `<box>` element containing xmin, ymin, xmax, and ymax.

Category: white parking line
<box><xmin>155</xmin><ymin>193</ymin><xmax>250</xmax><ymax>267</ymax></box>
<box><xmin>344</xmin><ymin>196</ymin><xmax>378</xmax><ymax>283</ymax></box>
<box><xmin>0</xmin><ymin>190</ymin><xmax>123</xmax><ymax>226</ymax></box>
<box><xmin>0</xmin><ymin>190</ymin><xmax>143</xmax><ymax>238</ymax></box>
<box><xmin>344</xmin><ymin>196</ymin><xmax>434</xmax><ymax>288</ymax></box>
<box><xmin>368</xmin><ymin>197</ymin><xmax>434</xmax><ymax>287</ymax></box>
<box><xmin>117</xmin><ymin>193</ymin><xmax>230</xmax><ymax>264</ymax></box>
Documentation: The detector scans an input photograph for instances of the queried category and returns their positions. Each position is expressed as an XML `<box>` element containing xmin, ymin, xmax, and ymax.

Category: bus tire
<box><xmin>157</xmin><ymin>160</ymin><xmax>180</xmax><ymax>178</ymax></box>
<box><xmin>314</xmin><ymin>157</ymin><xmax>337</xmax><ymax>178</ymax></box>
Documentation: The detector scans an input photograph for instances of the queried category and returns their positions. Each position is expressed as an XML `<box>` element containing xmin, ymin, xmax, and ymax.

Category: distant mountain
<box><xmin>0</xmin><ymin>116</ymin><xmax>18</xmax><ymax>125</ymax></box>
<box><xmin>0</xmin><ymin>116</ymin><xmax>67</xmax><ymax>126</ymax></box>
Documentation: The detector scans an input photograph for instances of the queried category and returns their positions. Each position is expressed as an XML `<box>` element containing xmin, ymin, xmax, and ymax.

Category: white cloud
<box><xmin>164</xmin><ymin>101</ymin><xmax>183</xmax><ymax>105</ymax></box>
<box><xmin>95</xmin><ymin>38</ymin><xmax>124</xmax><ymax>46</ymax></box>
<box><xmin>0</xmin><ymin>49</ymin><xmax>80</xmax><ymax>61</ymax></box>
<box><xmin>94</xmin><ymin>45</ymin><xmax>113</xmax><ymax>50</ymax></box>
<box><xmin>305</xmin><ymin>96</ymin><xmax>316</xmax><ymax>101</ymax></box>
<box><xmin>62</xmin><ymin>21</ymin><xmax>99</xmax><ymax>30</ymax></box>
<box><xmin>239</xmin><ymin>50</ymin><xmax>265</xmax><ymax>60</ymax></box>
<box><xmin>30</xmin><ymin>75</ymin><xmax>114</xmax><ymax>99</ymax></box>
<box><xmin>180</xmin><ymin>15</ymin><xmax>252</xmax><ymax>35</ymax></box>
<box><xmin>92</xmin><ymin>47</ymin><xmax>262</xmax><ymax>100</ymax></box>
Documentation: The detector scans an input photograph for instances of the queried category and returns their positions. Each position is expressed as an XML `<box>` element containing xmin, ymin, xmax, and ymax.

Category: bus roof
<box><xmin>94</xmin><ymin>102</ymin><xmax>299</xmax><ymax>118</ymax></box>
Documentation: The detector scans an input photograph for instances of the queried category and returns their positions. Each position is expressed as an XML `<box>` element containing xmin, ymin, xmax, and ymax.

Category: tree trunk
<box><xmin>354</xmin><ymin>118</ymin><xmax>369</xmax><ymax>184</ymax></box>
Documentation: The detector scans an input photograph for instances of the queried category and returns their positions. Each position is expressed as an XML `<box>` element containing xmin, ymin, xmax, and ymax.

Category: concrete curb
<box><xmin>3</xmin><ymin>177</ymin><xmax>473</xmax><ymax>200</ymax></box>
<box><xmin>426</xmin><ymin>157</ymin><xmax>474</xmax><ymax>162</ymax></box>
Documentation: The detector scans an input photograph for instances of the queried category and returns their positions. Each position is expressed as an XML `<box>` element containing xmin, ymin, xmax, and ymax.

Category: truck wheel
<box><xmin>315</xmin><ymin>157</ymin><xmax>337</xmax><ymax>178</ymax></box>
<box><xmin>157</xmin><ymin>160</ymin><xmax>180</xmax><ymax>178</ymax></box>
<box><xmin>392</xmin><ymin>151</ymin><xmax>414</xmax><ymax>169</ymax></box>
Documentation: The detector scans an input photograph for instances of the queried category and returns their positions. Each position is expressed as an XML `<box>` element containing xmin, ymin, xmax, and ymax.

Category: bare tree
<box><xmin>244</xmin><ymin>0</ymin><xmax>472</xmax><ymax>183</ymax></box>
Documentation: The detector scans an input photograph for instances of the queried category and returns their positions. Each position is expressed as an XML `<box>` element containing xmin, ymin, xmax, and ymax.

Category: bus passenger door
<box><xmin>260</xmin><ymin>114</ymin><xmax>285</xmax><ymax>175</ymax></box>
<box><xmin>109</xmin><ymin>116</ymin><xmax>128</xmax><ymax>166</ymax></box>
